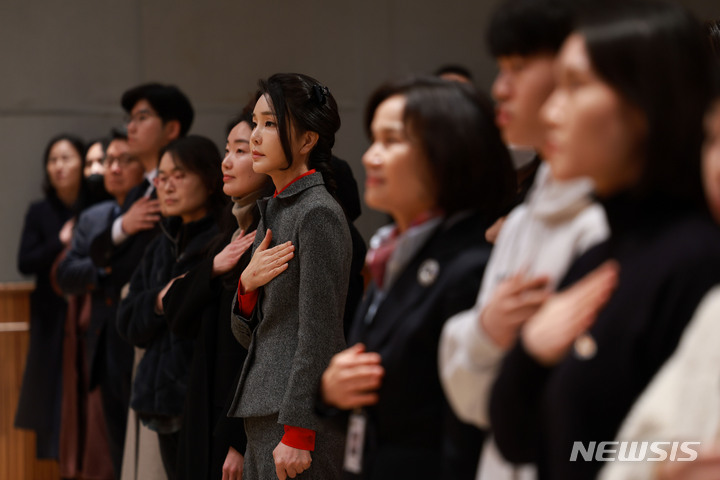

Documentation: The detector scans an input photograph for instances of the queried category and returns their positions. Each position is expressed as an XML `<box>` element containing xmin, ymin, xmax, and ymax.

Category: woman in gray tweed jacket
<box><xmin>228</xmin><ymin>73</ymin><xmax>352</xmax><ymax>479</ymax></box>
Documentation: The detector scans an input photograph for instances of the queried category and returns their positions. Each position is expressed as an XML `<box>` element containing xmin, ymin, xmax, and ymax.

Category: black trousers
<box><xmin>158</xmin><ymin>431</ymin><xmax>180</xmax><ymax>480</ymax></box>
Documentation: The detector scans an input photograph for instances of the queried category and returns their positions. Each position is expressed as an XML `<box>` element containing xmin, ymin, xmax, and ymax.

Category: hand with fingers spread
<box><xmin>522</xmin><ymin>260</ymin><xmax>619</xmax><ymax>366</ymax></box>
<box><xmin>121</xmin><ymin>197</ymin><xmax>162</xmax><ymax>235</ymax></box>
<box><xmin>273</xmin><ymin>442</ymin><xmax>311</xmax><ymax>479</ymax></box>
<box><xmin>321</xmin><ymin>343</ymin><xmax>385</xmax><ymax>410</ymax></box>
<box><xmin>481</xmin><ymin>273</ymin><xmax>551</xmax><ymax>349</ymax></box>
<box><xmin>222</xmin><ymin>446</ymin><xmax>244</xmax><ymax>480</ymax></box>
<box><xmin>213</xmin><ymin>230</ymin><xmax>257</xmax><ymax>277</ymax></box>
<box><xmin>240</xmin><ymin>229</ymin><xmax>295</xmax><ymax>293</ymax></box>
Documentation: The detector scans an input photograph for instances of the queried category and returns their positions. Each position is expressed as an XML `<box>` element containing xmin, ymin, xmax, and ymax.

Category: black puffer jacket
<box><xmin>117</xmin><ymin>215</ymin><xmax>218</xmax><ymax>420</ymax></box>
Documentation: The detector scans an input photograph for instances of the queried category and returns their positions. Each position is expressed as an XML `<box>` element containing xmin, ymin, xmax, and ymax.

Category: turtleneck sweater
<box><xmin>490</xmin><ymin>191</ymin><xmax>720</xmax><ymax>480</ymax></box>
<box><xmin>231</xmin><ymin>190</ymin><xmax>263</xmax><ymax>240</ymax></box>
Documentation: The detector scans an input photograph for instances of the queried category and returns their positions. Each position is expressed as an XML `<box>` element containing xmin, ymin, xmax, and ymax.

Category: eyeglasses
<box><xmin>154</xmin><ymin>171</ymin><xmax>188</xmax><ymax>189</ymax></box>
<box><xmin>103</xmin><ymin>154</ymin><xmax>135</xmax><ymax>168</ymax></box>
<box><xmin>124</xmin><ymin>109</ymin><xmax>159</xmax><ymax>125</ymax></box>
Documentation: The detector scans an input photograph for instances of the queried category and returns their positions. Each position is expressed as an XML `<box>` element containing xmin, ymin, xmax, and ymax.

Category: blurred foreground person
<box><xmin>597</xmin><ymin>18</ymin><xmax>720</xmax><ymax>480</ymax></box>
<box><xmin>320</xmin><ymin>76</ymin><xmax>515</xmax><ymax>479</ymax></box>
<box><xmin>489</xmin><ymin>2</ymin><xmax>720</xmax><ymax>478</ymax></box>
<box><xmin>438</xmin><ymin>1</ymin><xmax>608</xmax><ymax>478</ymax></box>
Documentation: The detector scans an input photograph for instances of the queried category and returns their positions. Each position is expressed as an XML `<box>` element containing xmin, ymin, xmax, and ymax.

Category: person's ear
<box><xmin>298</xmin><ymin>131</ymin><xmax>319</xmax><ymax>155</ymax></box>
<box><xmin>163</xmin><ymin>120</ymin><xmax>182</xmax><ymax>142</ymax></box>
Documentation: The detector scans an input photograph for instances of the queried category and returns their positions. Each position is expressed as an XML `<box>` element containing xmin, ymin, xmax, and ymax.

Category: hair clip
<box><xmin>313</xmin><ymin>85</ymin><xmax>329</xmax><ymax>105</ymax></box>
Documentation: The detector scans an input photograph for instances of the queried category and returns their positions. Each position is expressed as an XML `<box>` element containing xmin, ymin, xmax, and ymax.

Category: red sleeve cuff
<box><xmin>281</xmin><ymin>425</ymin><xmax>316</xmax><ymax>451</ymax></box>
<box><xmin>237</xmin><ymin>278</ymin><xmax>259</xmax><ymax>317</ymax></box>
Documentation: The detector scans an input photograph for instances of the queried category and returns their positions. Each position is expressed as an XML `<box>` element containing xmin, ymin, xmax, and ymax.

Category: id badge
<box><xmin>343</xmin><ymin>409</ymin><xmax>367</xmax><ymax>474</ymax></box>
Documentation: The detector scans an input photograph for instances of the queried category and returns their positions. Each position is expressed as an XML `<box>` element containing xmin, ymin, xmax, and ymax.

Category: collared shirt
<box><xmin>111</xmin><ymin>169</ymin><xmax>157</xmax><ymax>245</ymax></box>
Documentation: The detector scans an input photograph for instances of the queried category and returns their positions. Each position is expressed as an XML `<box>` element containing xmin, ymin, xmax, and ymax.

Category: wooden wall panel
<box><xmin>0</xmin><ymin>283</ymin><xmax>59</xmax><ymax>480</ymax></box>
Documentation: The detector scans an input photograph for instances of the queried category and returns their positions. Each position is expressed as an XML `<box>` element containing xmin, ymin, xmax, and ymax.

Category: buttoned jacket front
<box><xmin>229</xmin><ymin>172</ymin><xmax>351</xmax><ymax>431</ymax></box>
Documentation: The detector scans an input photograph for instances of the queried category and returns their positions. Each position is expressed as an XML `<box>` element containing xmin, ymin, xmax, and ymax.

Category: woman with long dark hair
<box><xmin>489</xmin><ymin>2</ymin><xmax>720</xmax><ymax>478</ymax></box>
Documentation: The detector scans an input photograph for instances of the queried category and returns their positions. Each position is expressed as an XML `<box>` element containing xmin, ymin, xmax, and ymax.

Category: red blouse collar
<box><xmin>273</xmin><ymin>169</ymin><xmax>317</xmax><ymax>198</ymax></box>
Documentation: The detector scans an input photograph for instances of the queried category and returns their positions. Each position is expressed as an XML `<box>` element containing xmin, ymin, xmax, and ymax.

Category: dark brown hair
<box><xmin>365</xmin><ymin>76</ymin><xmax>516</xmax><ymax>219</ymax></box>
<box><xmin>159</xmin><ymin>135</ymin><xmax>227</xmax><ymax>219</ymax></box>
<box><xmin>254</xmin><ymin>73</ymin><xmax>341</xmax><ymax>194</ymax></box>
<box><xmin>580</xmin><ymin>0</ymin><xmax>714</xmax><ymax>207</ymax></box>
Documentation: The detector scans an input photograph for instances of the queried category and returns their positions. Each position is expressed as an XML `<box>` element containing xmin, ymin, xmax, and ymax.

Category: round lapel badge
<box><xmin>417</xmin><ymin>259</ymin><xmax>440</xmax><ymax>287</ymax></box>
<box><xmin>574</xmin><ymin>332</ymin><xmax>598</xmax><ymax>360</ymax></box>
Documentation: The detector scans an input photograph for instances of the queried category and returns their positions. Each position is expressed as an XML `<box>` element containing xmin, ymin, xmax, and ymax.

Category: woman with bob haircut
<box><xmin>116</xmin><ymin>135</ymin><xmax>227</xmax><ymax>479</ymax></box>
<box><xmin>319</xmin><ymin>76</ymin><xmax>516</xmax><ymax>479</ymax></box>
<box><xmin>226</xmin><ymin>73</ymin><xmax>352</xmax><ymax>479</ymax></box>
<box><xmin>489</xmin><ymin>2</ymin><xmax>720</xmax><ymax>479</ymax></box>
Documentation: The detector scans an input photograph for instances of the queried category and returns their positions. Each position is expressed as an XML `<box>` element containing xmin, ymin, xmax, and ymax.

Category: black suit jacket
<box><xmin>348</xmin><ymin>211</ymin><xmax>491</xmax><ymax>480</ymax></box>
<box><xmin>56</xmin><ymin>200</ymin><xmax>134</xmax><ymax>388</ymax></box>
<box><xmin>89</xmin><ymin>180</ymin><xmax>159</xmax><ymax>299</ymax></box>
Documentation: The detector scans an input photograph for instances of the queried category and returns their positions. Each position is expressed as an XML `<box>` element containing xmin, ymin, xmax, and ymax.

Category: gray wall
<box><xmin>2</xmin><ymin>0</ymin><xmax>719</xmax><ymax>282</ymax></box>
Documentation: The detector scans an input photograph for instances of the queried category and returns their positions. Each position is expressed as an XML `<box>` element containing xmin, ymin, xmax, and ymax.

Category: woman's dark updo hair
<box><xmin>578</xmin><ymin>0</ymin><xmax>715</xmax><ymax>208</ymax></box>
<box><xmin>42</xmin><ymin>133</ymin><xmax>87</xmax><ymax>209</ymax></box>
<box><xmin>159</xmin><ymin>135</ymin><xmax>228</xmax><ymax>219</ymax></box>
<box><xmin>364</xmin><ymin>76</ymin><xmax>516</xmax><ymax>220</ymax></box>
<box><xmin>255</xmin><ymin>73</ymin><xmax>341</xmax><ymax>194</ymax></box>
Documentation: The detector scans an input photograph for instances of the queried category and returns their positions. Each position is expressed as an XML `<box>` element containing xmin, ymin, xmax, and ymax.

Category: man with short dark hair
<box><xmin>110</xmin><ymin>83</ymin><xmax>193</xmax><ymax>247</ymax></box>
<box><xmin>90</xmin><ymin>83</ymin><xmax>193</xmax><ymax>288</ymax></box>
<box><xmin>487</xmin><ymin>0</ymin><xmax>576</xmax><ymax>196</ymax></box>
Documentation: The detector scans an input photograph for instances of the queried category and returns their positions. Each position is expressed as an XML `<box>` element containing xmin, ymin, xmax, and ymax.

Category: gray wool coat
<box><xmin>229</xmin><ymin>171</ymin><xmax>351</xmax><ymax>431</ymax></box>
